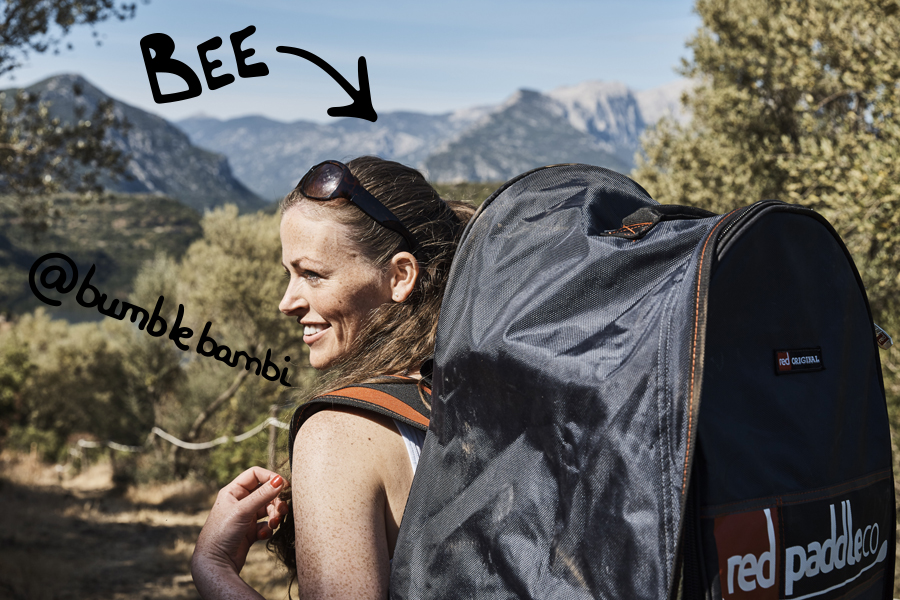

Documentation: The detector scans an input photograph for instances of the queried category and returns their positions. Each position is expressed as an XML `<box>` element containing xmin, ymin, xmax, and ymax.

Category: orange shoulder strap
<box><xmin>288</xmin><ymin>378</ymin><xmax>431</xmax><ymax>469</ymax></box>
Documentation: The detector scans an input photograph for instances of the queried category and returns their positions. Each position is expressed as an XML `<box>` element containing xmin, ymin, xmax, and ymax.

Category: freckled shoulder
<box><xmin>291</xmin><ymin>406</ymin><xmax>410</xmax><ymax>479</ymax></box>
<box><xmin>289</xmin><ymin>406</ymin><xmax>413</xmax><ymax>600</ymax></box>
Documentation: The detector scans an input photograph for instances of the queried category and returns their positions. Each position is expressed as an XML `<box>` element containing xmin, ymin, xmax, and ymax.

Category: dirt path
<box><xmin>0</xmin><ymin>453</ymin><xmax>291</xmax><ymax>600</ymax></box>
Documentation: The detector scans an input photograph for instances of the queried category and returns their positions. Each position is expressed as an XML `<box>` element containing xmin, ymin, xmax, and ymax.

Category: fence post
<box><xmin>268</xmin><ymin>404</ymin><xmax>278</xmax><ymax>471</ymax></box>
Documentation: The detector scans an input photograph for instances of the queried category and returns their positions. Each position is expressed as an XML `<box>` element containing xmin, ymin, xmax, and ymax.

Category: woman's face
<box><xmin>279</xmin><ymin>205</ymin><xmax>394</xmax><ymax>369</ymax></box>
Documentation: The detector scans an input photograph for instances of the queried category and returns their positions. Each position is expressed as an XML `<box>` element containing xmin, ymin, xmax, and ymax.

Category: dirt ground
<box><xmin>0</xmin><ymin>451</ymin><xmax>291</xmax><ymax>600</ymax></box>
<box><xmin>2</xmin><ymin>450</ymin><xmax>897</xmax><ymax>599</ymax></box>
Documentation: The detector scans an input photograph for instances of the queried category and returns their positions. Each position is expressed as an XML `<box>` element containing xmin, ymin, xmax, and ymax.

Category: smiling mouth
<box><xmin>303</xmin><ymin>324</ymin><xmax>330</xmax><ymax>343</ymax></box>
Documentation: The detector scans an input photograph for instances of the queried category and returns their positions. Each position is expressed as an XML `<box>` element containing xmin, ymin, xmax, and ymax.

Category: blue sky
<box><xmin>1</xmin><ymin>0</ymin><xmax>700</xmax><ymax>123</ymax></box>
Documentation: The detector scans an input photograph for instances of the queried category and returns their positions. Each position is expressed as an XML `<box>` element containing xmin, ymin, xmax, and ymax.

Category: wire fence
<box><xmin>72</xmin><ymin>417</ymin><xmax>291</xmax><ymax>454</ymax></box>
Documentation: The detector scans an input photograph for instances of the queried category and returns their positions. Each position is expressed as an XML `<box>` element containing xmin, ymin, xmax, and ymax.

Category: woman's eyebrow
<box><xmin>284</xmin><ymin>257</ymin><xmax>326</xmax><ymax>270</ymax></box>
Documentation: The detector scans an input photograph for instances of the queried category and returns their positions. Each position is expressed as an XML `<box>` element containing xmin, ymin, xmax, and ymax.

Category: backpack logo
<box><xmin>715</xmin><ymin>508</ymin><xmax>780</xmax><ymax>599</ymax></box>
<box><xmin>783</xmin><ymin>500</ymin><xmax>888</xmax><ymax>597</ymax></box>
<box><xmin>774</xmin><ymin>348</ymin><xmax>824</xmax><ymax>375</ymax></box>
<box><xmin>714</xmin><ymin>495</ymin><xmax>890</xmax><ymax>599</ymax></box>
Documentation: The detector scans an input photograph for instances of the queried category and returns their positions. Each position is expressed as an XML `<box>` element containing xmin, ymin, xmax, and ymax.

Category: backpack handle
<box><xmin>601</xmin><ymin>205</ymin><xmax>716</xmax><ymax>240</ymax></box>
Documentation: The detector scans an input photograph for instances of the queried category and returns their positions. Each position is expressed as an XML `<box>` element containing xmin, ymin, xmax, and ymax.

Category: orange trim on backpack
<box><xmin>319</xmin><ymin>386</ymin><xmax>430</xmax><ymax>428</ymax></box>
<box><xmin>682</xmin><ymin>211</ymin><xmax>738</xmax><ymax>495</ymax></box>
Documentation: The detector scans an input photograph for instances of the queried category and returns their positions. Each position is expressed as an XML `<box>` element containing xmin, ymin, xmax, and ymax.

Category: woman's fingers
<box><xmin>241</xmin><ymin>473</ymin><xmax>286</xmax><ymax>515</ymax></box>
<box><xmin>265</xmin><ymin>513</ymin><xmax>281</xmax><ymax>531</ymax></box>
<box><xmin>241</xmin><ymin>505</ymin><xmax>280</xmax><ymax>534</ymax></box>
<box><xmin>228</xmin><ymin>467</ymin><xmax>284</xmax><ymax>500</ymax></box>
<box><xmin>252</xmin><ymin>495</ymin><xmax>287</xmax><ymax>519</ymax></box>
<box><xmin>220</xmin><ymin>468</ymin><xmax>288</xmax><ymax>519</ymax></box>
<box><xmin>274</xmin><ymin>496</ymin><xmax>289</xmax><ymax>514</ymax></box>
<box><xmin>258</xmin><ymin>502</ymin><xmax>276</xmax><ymax>521</ymax></box>
<box><xmin>266</xmin><ymin>496</ymin><xmax>288</xmax><ymax>517</ymax></box>
<box><xmin>256</xmin><ymin>520</ymin><xmax>275</xmax><ymax>540</ymax></box>
<box><xmin>212</xmin><ymin>467</ymin><xmax>289</xmax><ymax>538</ymax></box>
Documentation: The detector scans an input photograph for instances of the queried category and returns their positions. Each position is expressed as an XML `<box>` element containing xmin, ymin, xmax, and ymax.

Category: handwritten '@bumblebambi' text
<box><xmin>28</xmin><ymin>253</ymin><xmax>291</xmax><ymax>387</ymax></box>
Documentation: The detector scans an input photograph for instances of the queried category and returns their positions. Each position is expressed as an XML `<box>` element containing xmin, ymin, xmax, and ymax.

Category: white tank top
<box><xmin>393</xmin><ymin>419</ymin><xmax>426</xmax><ymax>472</ymax></box>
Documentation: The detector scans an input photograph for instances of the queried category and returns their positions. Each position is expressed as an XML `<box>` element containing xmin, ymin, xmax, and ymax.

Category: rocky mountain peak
<box><xmin>4</xmin><ymin>74</ymin><xmax>265</xmax><ymax>212</ymax></box>
<box><xmin>546</xmin><ymin>80</ymin><xmax>644</xmax><ymax>151</ymax></box>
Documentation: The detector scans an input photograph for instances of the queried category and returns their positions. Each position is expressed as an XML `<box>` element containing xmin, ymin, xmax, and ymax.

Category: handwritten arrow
<box><xmin>275</xmin><ymin>46</ymin><xmax>377</xmax><ymax>122</ymax></box>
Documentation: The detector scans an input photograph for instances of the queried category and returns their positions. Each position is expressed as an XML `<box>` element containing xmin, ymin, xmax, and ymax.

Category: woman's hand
<box><xmin>191</xmin><ymin>467</ymin><xmax>288</xmax><ymax>599</ymax></box>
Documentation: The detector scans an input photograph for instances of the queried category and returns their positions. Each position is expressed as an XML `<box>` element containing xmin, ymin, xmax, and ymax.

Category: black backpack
<box><xmin>390</xmin><ymin>164</ymin><xmax>895</xmax><ymax>599</ymax></box>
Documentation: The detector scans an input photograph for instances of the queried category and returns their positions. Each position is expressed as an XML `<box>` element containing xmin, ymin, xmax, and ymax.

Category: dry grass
<box><xmin>0</xmin><ymin>451</ymin><xmax>291</xmax><ymax>600</ymax></box>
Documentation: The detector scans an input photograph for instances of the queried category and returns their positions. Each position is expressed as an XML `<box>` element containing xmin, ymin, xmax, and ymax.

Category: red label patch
<box><xmin>715</xmin><ymin>508</ymin><xmax>780</xmax><ymax>599</ymax></box>
<box><xmin>776</xmin><ymin>351</ymin><xmax>791</xmax><ymax>373</ymax></box>
<box><xmin>774</xmin><ymin>348</ymin><xmax>823</xmax><ymax>375</ymax></box>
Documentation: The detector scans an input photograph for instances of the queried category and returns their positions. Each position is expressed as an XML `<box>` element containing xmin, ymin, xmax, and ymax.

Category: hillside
<box><xmin>0</xmin><ymin>179</ymin><xmax>495</xmax><ymax>319</ymax></box>
<box><xmin>0</xmin><ymin>194</ymin><xmax>203</xmax><ymax>319</ymax></box>
<box><xmin>5</xmin><ymin>74</ymin><xmax>266</xmax><ymax>213</ymax></box>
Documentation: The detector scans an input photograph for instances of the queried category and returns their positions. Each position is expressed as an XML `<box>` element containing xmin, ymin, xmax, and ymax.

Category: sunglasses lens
<box><xmin>303</xmin><ymin>163</ymin><xmax>343</xmax><ymax>199</ymax></box>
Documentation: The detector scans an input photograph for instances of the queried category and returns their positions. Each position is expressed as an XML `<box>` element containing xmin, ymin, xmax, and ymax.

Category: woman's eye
<box><xmin>302</xmin><ymin>270</ymin><xmax>322</xmax><ymax>282</ymax></box>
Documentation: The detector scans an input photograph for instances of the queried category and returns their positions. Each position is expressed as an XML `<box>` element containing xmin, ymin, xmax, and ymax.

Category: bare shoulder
<box><xmin>290</xmin><ymin>406</ymin><xmax>413</xmax><ymax>599</ymax></box>
<box><xmin>292</xmin><ymin>406</ymin><xmax>409</xmax><ymax>476</ymax></box>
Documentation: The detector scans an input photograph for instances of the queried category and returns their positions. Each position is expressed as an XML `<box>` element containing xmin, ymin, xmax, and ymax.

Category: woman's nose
<box><xmin>279</xmin><ymin>283</ymin><xmax>308</xmax><ymax>315</ymax></box>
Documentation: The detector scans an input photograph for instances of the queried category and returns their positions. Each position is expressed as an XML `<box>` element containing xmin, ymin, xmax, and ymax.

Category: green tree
<box><xmin>103</xmin><ymin>253</ymin><xmax>185</xmax><ymax>443</ymax></box>
<box><xmin>634</xmin><ymin>0</ymin><xmax>900</xmax><ymax>317</ymax></box>
<box><xmin>0</xmin><ymin>207</ymin><xmax>313</xmax><ymax>483</ymax></box>
<box><xmin>1</xmin><ymin>0</ymin><xmax>139</xmax><ymax>76</ymax></box>
<box><xmin>0</xmin><ymin>310</ymin><xmax>141</xmax><ymax>460</ymax></box>
<box><xmin>0</xmin><ymin>325</ymin><xmax>33</xmax><ymax>435</ymax></box>
<box><xmin>164</xmin><ymin>206</ymin><xmax>312</xmax><ymax>477</ymax></box>
<box><xmin>633</xmin><ymin>0</ymin><xmax>900</xmax><ymax>589</ymax></box>
<box><xmin>1</xmin><ymin>0</ymin><xmax>142</xmax><ymax>233</ymax></box>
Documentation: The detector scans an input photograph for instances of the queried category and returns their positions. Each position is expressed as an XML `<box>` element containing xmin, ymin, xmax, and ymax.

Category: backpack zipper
<box><xmin>715</xmin><ymin>200</ymin><xmax>784</xmax><ymax>250</ymax></box>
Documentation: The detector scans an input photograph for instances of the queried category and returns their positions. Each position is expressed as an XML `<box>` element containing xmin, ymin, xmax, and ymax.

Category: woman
<box><xmin>191</xmin><ymin>156</ymin><xmax>474</xmax><ymax>599</ymax></box>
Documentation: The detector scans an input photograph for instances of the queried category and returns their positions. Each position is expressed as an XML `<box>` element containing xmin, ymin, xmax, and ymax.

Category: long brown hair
<box><xmin>268</xmin><ymin>155</ymin><xmax>474</xmax><ymax>581</ymax></box>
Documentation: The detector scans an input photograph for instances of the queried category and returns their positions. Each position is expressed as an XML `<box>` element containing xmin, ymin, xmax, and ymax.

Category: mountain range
<box><xmin>6</xmin><ymin>74</ymin><xmax>690</xmax><ymax>207</ymax></box>
<box><xmin>4</xmin><ymin>74</ymin><xmax>265</xmax><ymax>212</ymax></box>
<box><xmin>178</xmin><ymin>79</ymin><xmax>692</xmax><ymax>200</ymax></box>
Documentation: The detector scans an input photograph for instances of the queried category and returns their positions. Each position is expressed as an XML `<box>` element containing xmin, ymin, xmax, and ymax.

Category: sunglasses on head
<box><xmin>297</xmin><ymin>160</ymin><xmax>419</xmax><ymax>254</ymax></box>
